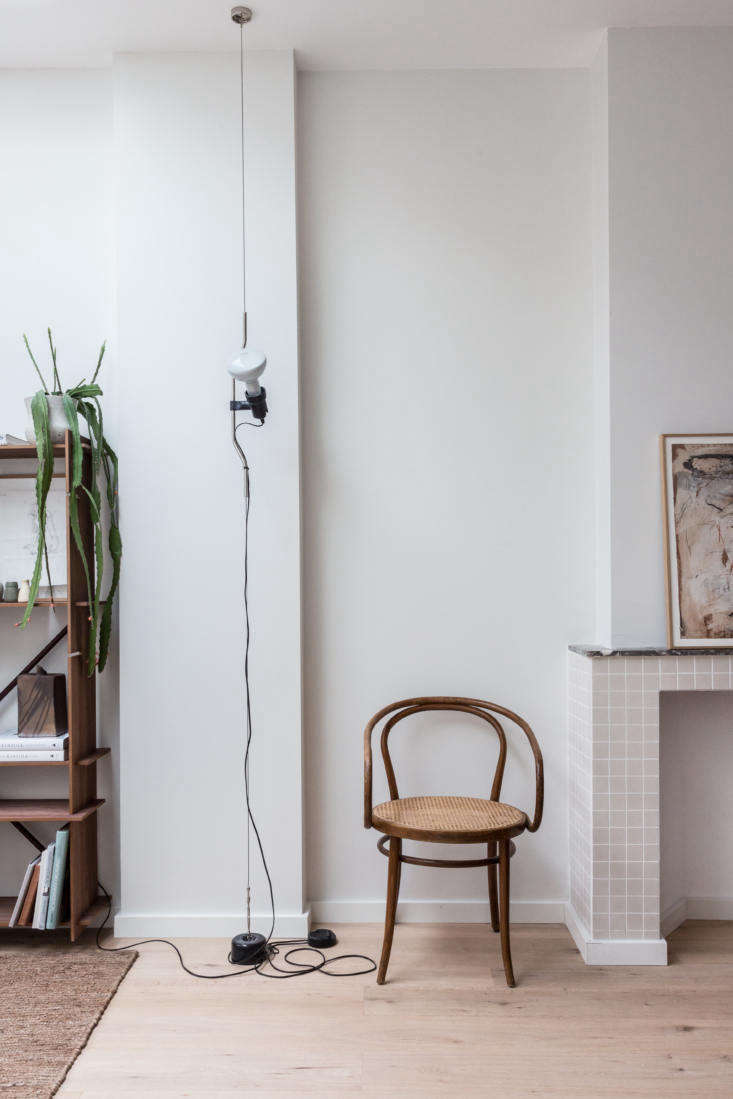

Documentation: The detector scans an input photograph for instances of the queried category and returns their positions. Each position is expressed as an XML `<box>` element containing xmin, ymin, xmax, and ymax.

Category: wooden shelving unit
<box><xmin>0</xmin><ymin>602</ymin><xmax>99</xmax><ymax>609</ymax></box>
<box><xmin>0</xmin><ymin>432</ymin><xmax>108</xmax><ymax>939</ymax></box>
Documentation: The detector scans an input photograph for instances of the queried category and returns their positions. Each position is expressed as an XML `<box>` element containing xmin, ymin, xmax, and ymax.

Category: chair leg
<box><xmin>377</xmin><ymin>836</ymin><xmax>402</xmax><ymax>985</ymax></box>
<box><xmin>498</xmin><ymin>838</ymin><xmax>516</xmax><ymax>988</ymax></box>
<box><xmin>487</xmin><ymin>841</ymin><xmax>500</xmax><ymax>933</ymax></box>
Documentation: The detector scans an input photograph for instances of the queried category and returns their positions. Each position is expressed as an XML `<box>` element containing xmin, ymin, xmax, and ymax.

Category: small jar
<box><xmin>3</xmin><ymin>582</ymin><xmax>19</xmax><ymax>603</ymax></box>
<box><xmin>18</xmin><ymin>580</ymin><xmax>31</xmax><ymax>604</ymax></box>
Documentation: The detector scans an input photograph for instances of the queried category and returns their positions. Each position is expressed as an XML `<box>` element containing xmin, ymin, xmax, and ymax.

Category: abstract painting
<box><xmin>661</xmin><ymin>434</ymin><xmax>733</xmax><ymax>647</ymax></box>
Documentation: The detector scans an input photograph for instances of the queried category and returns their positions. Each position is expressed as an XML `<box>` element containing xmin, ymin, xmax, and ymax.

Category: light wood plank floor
<box><xmin>59</xmin><ymin>920</ymin><xmax>733</xmax><ymax>1097</ymax></box>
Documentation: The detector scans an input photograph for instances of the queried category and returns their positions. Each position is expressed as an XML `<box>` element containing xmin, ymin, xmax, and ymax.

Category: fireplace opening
<box><xmin>661</xmin><ymin>690</ymin><xmax>733</xmax><ymax>936</ymax></box>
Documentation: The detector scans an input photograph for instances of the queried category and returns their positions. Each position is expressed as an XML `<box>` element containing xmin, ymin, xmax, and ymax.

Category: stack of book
<box><xmin>9</xmin><ymin>827</ymin><xmax>70</xmax><ymax>929</ymax></box>
<box><xmin>0</xmin><ymin>731</ymin><xmax>68</xmax><ymax>762</ymax></box>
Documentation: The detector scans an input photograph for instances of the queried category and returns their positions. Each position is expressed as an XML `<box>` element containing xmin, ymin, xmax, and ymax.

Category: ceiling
<box><xmin>3</xmin><ymin>0</ymin><xmax>733</xmax><ymax>69</ymax></box>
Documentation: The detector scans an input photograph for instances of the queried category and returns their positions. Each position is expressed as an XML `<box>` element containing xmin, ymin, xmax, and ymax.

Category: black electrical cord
<box><xmin>94</xmin><ymin>412</ymin><xmax>375</xmax><ymax>982</ymax></box>
<box><xmin>94</xmin><ymin>884</ymin><xmax>376</xmax><ymax>980</ymax></box>
<box><xmin>241</xmin><ymin>439</ymin><xmax>276</xmax><ymax>946</ymax></box>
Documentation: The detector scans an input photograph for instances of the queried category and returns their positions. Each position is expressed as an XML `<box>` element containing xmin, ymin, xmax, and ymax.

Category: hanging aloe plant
<box><xmin>21</xmin><ymin>330</ymin><xmax>121</xmax><ymax>675</ymax></box>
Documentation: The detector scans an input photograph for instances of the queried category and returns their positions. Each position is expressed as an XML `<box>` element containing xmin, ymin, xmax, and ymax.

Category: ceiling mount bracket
<box><xmin>231</xmin><ymin>6</ymin><xmax>253</xmax><ymax>24</ymax></box>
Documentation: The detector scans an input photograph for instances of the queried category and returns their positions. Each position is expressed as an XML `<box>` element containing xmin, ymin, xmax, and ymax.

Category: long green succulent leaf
<box><xmin>23</xmin><ymin>335</ymin><xmax>50</xmax><ymax>393</ymax></box>
<box><xmin>79</xmin><ymin>483</ymin><xmax>101</xmax><ymax>522</ymax></box>
<box><xmin>102</xmin><ymin>435</ymin><xmax>119</xmax><ymax>509</ymax></box>
<box><xmin>91</xmin><ymin>341</ymin><xmax>106</xmax><ymax>384</ymax></box>
<box><xmin>78</xmin><ymin>400</ymin><xmax>105</xmax><ymax>674</ymax></box>
<box><xmin>98</xmin><ymin>430</ymin><xmax>121</xmax><ymax>672</ymax></box>
<box><xmin>48</xmin><ymin>328</ymin><xmax>61</xmax><ymax>394</ymax></box>
<box><xmin>98</xmin><ymin>523</ymin><xmax>121</xmax><ymax>672</ymax></box>
<box><xmin>20</xmin><ymin>392</ymin><xmax>53</xmax><ymax>627</ymax></box>
<box><xmin>67</xmin><ymin>383</ymin><xmax>102</xmax><ymax>400</ymax></box>
<box><xmin>63</xmin><ymin>393</ymin><xmax>97</xmax><ymax>672</ymax></box>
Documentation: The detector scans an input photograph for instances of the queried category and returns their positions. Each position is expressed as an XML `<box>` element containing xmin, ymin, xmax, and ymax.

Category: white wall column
<box><xmin>114</xmin><ymin>51</ymin><xmax>304</xmax><ymax>936</ymax></box>
<box><xmin>593</xmin><ymin>29</ymin><xmax>733</xmax><ymax>647</ymax></box>
<box><xmin>298</xmin><ymin>70</ymin><xmax>594</xmax><ymax>920</ymax></box>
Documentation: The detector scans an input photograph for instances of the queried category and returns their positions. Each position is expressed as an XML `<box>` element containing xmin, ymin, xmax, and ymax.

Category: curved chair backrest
<box><xmin>363</xmin><ymin>696</ymin><xmax>543</xmax><ymax>834</ymax></box>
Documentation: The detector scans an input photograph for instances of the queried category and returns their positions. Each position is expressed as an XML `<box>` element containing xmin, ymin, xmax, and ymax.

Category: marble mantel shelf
<box><xmin>570</xmin><ymin>644</ymin><xmax>733</xmax><ymax>657</ymax></box>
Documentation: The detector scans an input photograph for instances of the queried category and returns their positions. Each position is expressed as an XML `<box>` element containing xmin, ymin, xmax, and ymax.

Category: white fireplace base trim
<box><xmin>662</xmin><ymin>896</ymin><xmax>733</xmax><ymax>936</ymax></box>
<box><xmin>566</xmin><ymin>903</ymin><xmax>667</xmax><ymax>965</ymax></box>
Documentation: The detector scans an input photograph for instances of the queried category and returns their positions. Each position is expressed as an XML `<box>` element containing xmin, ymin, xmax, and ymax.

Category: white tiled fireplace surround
<box><xmin>567</xmin><ymin>646</ymin><xmax>733</xmax><ymax>965</ymax></box>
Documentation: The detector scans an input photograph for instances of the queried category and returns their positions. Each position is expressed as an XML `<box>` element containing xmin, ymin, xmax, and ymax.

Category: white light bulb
<box><xmin>228</xmin><ymin>347</ymin><xmax>267</xmax><ymax>395</ymax></box>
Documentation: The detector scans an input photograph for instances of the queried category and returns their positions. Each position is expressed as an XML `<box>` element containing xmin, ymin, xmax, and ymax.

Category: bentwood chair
<box><xmin>364</xmin><ymin>697</ymin><xmax>543</xmax><ymax>987</ymax></box>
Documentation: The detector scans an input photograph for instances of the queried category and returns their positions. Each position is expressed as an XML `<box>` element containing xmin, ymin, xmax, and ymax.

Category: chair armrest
<box><xmin>526</xmin><ymin>749</ymin><xmax>544</xmax><ymax>833</ymax></box>
<box><xmin>363</xmin><ymin>722</ymin><xmax>373</xmax><ymax>828</ymax></box>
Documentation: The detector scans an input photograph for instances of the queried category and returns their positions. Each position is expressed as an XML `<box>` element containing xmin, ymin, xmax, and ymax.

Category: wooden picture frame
<box><xmin>661</xmin><ymin>434</ymin><xmax>733</xmax><ymax>648</ymax></box>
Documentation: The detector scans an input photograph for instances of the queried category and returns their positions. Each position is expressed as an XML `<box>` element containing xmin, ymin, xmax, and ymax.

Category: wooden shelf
<box><xmin>0</xmin><ymin>601</ymin><xmax>99</xmax><ymax>609</ymax></box>
<box><xmin>0</xmin><ymin>894</ymin><xmax>108</xmax><ymax>930</ymax></box>
<box><xmin>0</xmin><ymin>601</ymin><xmax>67</xmax><ymax>609</ymax></box>
<box><xmin>0</xmin><ymin>798</ymin><xmax>104</xmax><ymax>822</ymax></box>
<box><xmin>78</xmin><ymin>896</ymin><xmax>109</xmax><ymax>927</ymax></box>
<box><xmin>0</xmin><ymin>440</ymin><xmax>89</xmax><ymax>460</ymax></box>
<box><xmin>0</xmin><ymin>759</ymin><xmax>69</xmax><ymax>767</ymax></box>
<box><xmin>0</xmin><ymin>750</ymin><xmax>109</xmax><ymax>768</ymax></box>
<box><xmin>77</xmin><ymin>748</ymin><xmax>110</xmax><ymax>767</ymax></box>
<box><xmin>0</xmin><ymin>472</ymin><xmax>66</xmax><ymax>480</ymax></box>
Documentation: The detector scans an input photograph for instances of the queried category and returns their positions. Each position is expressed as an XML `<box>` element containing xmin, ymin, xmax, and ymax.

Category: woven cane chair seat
<box><xmin>372</xmin><ymin>795</ymin><xmax>527</xmax><ymax>843</ymax></box>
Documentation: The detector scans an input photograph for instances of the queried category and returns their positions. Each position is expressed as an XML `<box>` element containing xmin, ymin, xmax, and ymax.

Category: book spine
<box><xmin>9</xmin><ymin>855</ymin><xmax>40</xmax><ymax>928</ymax></box>
<box><xmin>0</xmin><ymin>750</ymin><xmax>67</xmax><ymax>761</ymax></box>
<box><xmin>46</xmin><ymin>828</ymin><xmax>70</xmax><ymax>930</ymax></box>
<box><xmin>19</xmin><ymin>863</ymin><xmax>41</xmax><ymax>926</ymax></box>
<box><xmin>0</xmin><ymin>736</ymin><xmax>69</xmax><ymax>750</ymax></box>
<box><xmin>33</xmin><ymin>844</ymin><xmax>55</xmax><ymax>929</ymax></box>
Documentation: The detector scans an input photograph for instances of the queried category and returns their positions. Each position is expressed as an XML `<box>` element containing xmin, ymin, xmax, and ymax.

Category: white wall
<box><xmin>298</xmin><ymin>70</ymin><xmax>594</xmax><ymax>920</ymax></box>
<box><xmin>113</xmin><ymin>52</ymin><xmax>304</xmax><ymax>936</ymax></box>
<box><xmin>0</xmin><ymin>70</ymin><xmax>119</xmax><ymax>899</ymax></box>
<box><xmin>591</xmin><ymin>42</ymin><xmax>612</xmax><ymax>647</ymax></box>
<box><xmin>601</xmin><ymin>29</ymin><xmax>733</xmax><ymax>647</ymax></box>
<box><xmin>0</xmin><ymin>55</ymin><xmax>303</xmax><ymax>936</ymax></box>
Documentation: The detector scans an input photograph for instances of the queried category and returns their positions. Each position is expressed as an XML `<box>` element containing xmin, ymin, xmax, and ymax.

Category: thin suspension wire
<box><xmin>239</xmin><ymin>21</ymin><xmax>247</xmax><ymax>332</ymax></box>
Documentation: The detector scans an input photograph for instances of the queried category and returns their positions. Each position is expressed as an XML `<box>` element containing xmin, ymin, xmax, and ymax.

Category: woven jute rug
<box><xmin>0</xmin><ymin>933</ymin><xmax>136</xmax><ymax>1098</ymax></box>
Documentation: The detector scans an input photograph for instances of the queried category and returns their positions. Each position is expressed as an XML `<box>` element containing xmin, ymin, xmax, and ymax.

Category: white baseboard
<box><xmin>114</xmin><ymin>909</ymin><xmax>311</xmax><ymax>938</ymax></box>
<box><xmin>114</xmin><ymin>897</ymin><xmax>733</xmax><ymax>949</ymax></box>
<box><xmin>687</xmin><ymin>896</ymin><xmax>733</xmax><ymax>920</ymax></box>
<box><xmin>309</xmin><ymin>899</ymin><xmax>566</xmax><ymax>924</ymax></box>
<box><xmin>565</xmin><ymin>903</ymin><xmax>667</xmax><ymax>966</ymax></box>
<box><xmin>584</xmin><ymin>936</ymin><xmax>667</xmax><ymax>965</ymax></box>
<box><xmin>564</xmin><ymin>901</ymin><xmax>592</xmax><ymax>962</ymax></box>
<box><xmin>661</xmin><ymin>897</ymin><xmax>688</xmax><ymax>937</ymax></box>
<box><xmin>663</xmin><ymin>895</ymin><xmax>733</xmax><ymax>935</ymax></box>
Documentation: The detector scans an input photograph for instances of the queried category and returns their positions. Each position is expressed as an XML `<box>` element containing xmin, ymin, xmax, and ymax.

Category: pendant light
<box><xmin>228</xmin><ymin>5</ymin><xmax>268</xmax><ymax>426</ymax></box>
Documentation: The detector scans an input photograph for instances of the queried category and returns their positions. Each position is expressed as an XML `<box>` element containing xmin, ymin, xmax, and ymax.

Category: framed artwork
<box><xmin>0</xmin><ymin>479</ymin><xmax>66</xmax><ymax>589</ymax></box>
<box><xmin>661</xmin><ymin>434</ymin><xmax>733</xmax><ymax>648</ymax></box>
